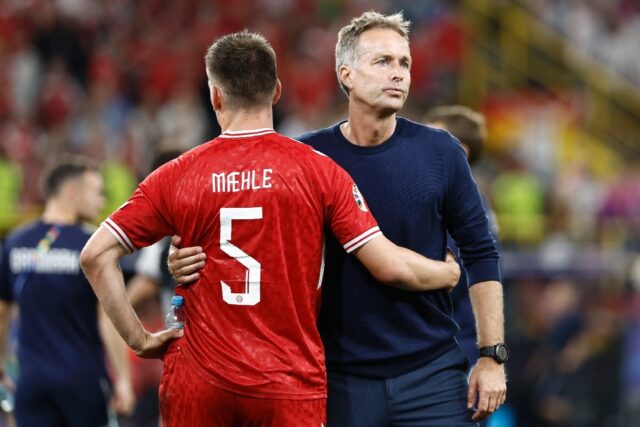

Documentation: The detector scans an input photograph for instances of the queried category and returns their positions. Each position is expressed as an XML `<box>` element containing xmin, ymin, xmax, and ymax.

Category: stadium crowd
<box><xmin>0</xmin><ymin>0</ymin><xmax>639</xmax><ymax>426</ymax></box>
<box><xmin>528</xmin><ymin>0</ymin><xmax>640</xmax><ymax>85</ymax></box>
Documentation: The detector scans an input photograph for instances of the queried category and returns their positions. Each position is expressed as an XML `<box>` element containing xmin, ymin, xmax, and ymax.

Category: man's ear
<box><xmin>339</xmin><ymin>65</ymin><xmax>353</xmax><ymax>93</ymax></box>
<box><xmin>212</xmin><ymin>85</ymin><xmax>223</xmax><ymax>111</ymax></box>
<box><xmin>272</xmin><ymin>79</ymin><xmax>282</xmax><ymax>105</ymax></box>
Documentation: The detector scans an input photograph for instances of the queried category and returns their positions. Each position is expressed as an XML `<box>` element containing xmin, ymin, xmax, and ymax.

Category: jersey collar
<box><xmin>219</xmin><ymin>128</ymin><xmax>275</xmax><ymax>138</ymax></box>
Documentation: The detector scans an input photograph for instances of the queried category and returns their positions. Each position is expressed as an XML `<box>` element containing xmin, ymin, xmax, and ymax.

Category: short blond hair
<box><xmin>335</xmin><ymin>11</ymin><xmax>411</xmax><ymax>96</ymax></box>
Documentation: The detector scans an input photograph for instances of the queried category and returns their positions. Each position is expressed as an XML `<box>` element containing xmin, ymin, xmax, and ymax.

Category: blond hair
<box><xmin>335</xmin><ymin>11</ymin><xmax>411</xmax><ymax>96</ymax></box>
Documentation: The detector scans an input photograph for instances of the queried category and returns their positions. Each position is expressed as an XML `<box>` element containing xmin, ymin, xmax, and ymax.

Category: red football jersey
<box><xmin>104</xmin><ymin>129</ymin><xmax>381</xmax><ymax>399</ymax></box>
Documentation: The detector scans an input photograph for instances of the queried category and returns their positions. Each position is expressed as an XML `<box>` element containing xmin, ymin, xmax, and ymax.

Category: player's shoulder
<box><xmin>270</xmin><ymin>132</ymin><xmax>331</xmax><ymax>160</ymax></box>
<box><xmin>141</xmin><ymin>142</ymin><xmax>209</xmax><ymax>184</ymax></box>
<box><xmin>3</xmin><ymin>220</ymin><xmax>43</xmax><ymax>246</ymax></box>
<box><xmin>167</xmin><ymin>142</ymin><xmax>209</xmax><ymax>169</ymax></box>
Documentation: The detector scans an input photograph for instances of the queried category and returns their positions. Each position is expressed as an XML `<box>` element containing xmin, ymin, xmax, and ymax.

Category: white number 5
<box><xmin>219</xmin><ymin>207</ymin><xmax>262</xmax><ymax>306</ymax></box>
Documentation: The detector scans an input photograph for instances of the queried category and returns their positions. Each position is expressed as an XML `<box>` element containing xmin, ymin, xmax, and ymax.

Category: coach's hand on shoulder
<box><xmin>168</xmin><ymin>235</ymin><xmax>206</xmax><ymax>285</ymax></box>
<box><xmin>132</xmin><ymin>328</ymin><xmax>183</xmax><ymax>359</ymax></box>
<box><xmin>467</xmin><ymin>357</ymin><xmax>507</xmax><ymax>421</ymax></box>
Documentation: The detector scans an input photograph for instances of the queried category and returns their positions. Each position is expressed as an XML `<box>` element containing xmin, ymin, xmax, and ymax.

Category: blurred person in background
<box><xmin>491</xmin><ymin>152</ymin><xmax>545</xmax><ymax>248</ymax></box>
<box><xmin>0</xmin><ymin>155</ymin><xmax>134</xmax><ymax>426</ymax></box>
<box><xmin>170</xmin><ymin>11</ymin><xmax>505</xmax><ymax>426</ymax></box>
<box><xmin>597</xmin><ymin>158</ymin><xmax>640</xmax><ymax>250</ymax></box>
<box><xmin>80</xmin><ymin>30</ymin><xmax>460</xmax><ymax>427</ymax></box>
<box><xmin>515</xmin><ymin>279</ymin><xmax>622</xmax><ymax>427</ymax></box>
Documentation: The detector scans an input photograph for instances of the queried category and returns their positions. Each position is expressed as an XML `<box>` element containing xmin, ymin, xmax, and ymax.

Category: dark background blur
<box><xmin>0</xmin><ymin>1</ymin><xmax>639</xmax><ymax>426</ymax></box>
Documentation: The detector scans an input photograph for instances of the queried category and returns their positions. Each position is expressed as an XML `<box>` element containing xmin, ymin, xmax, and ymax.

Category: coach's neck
<box><xmin>212</xmin><ymin>80</ymin><xmax>281</xmax><ymax>133</ymax></box>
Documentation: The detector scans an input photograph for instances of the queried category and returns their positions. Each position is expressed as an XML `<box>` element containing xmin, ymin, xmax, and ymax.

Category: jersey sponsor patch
<box><xmin>352</xmin><ymin>184</ymin><xmax>368</xmax><ymax>212</ymax></box>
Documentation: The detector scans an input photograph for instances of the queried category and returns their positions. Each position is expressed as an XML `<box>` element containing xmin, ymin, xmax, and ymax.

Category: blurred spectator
<box><xmin>0</xmin><ymin>144</ymin><xmax>22</xmax><ymax>235</ymax></box>
<box><xmin>597</xmin><ymin>159</ymin><xmax>640</xmax><ymax>250</ymax></box>
<box><xmin>550</xmin><ymin>160</ymin><xmax>605</xmax><ymax>243</ymax></box>
<box><xmin>510</xmin><ymin>279</ymin><xmax>622</xmax><ymax>427</ymax></box>
<box><xmin>529</xmin><ymin>0</ymin><xmax>640</xmax><ymax>84</ymax></box>
<box><xmin>491</xmin><ymin>153</ymin><xmax>546</xmax><ymax>247</ymax></box>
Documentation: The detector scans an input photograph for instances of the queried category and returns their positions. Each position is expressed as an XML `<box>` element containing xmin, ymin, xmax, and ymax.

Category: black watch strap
<box><xmin>479</xmin><ymin>343</ymin><xmax>509</xmax><ymax>364</ymax></box>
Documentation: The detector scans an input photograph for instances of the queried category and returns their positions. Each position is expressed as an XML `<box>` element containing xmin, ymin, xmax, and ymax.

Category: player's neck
<box><xmin>42</xmin><ymin>199</ymin><xmax>79</xmax><ymax>225</ymax></box>
<box><xmin>218</xmin><ymin>107</ymin><xmax>274</xmax><ymax>133</ymax></box>
<box><xmin>343</xmin><ymin>103</ymin><xmax>397</xmax><ymax>147</ymax></box>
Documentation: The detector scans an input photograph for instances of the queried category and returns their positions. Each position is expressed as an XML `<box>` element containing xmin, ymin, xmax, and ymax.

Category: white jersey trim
<box><xmin>344</xmin><ymin>226</ymin><xmax>382</xmax><ymax>253</ymax></box>
<box><xmin>219</xmin><ymin>129</ymin><xmax>275</xmax><ymax>139</ymax></box>
<box><xmin>102</xmin><ymin>218</ymin><xmax>136</xmax><ymax>253</ymax></box>
<box><xmin>317</xmin><ymin>239</ymin><xmax>326</xmax><ymax>289</ymax></box>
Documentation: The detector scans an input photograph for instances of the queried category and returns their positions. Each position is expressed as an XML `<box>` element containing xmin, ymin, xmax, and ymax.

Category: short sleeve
<box><xmin>322</xmin><ymin>160</ymin><xmax>381</xmax><ymax>253</ymax></box>
<box><xmin>102</xmin><ymin>161</ymin><xmax>179</xmax><ymax>253</ymax></box>
<box><xmin>0</xmin><ymin>241</ymin><xmax>13</xmax><ymax>302</ymax></box>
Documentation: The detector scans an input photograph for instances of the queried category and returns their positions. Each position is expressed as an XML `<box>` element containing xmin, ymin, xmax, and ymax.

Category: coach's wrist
<box><xmin>478</xmin><ymin>343</ymin><xmax>509</xmax><ymax>364</ymax></box>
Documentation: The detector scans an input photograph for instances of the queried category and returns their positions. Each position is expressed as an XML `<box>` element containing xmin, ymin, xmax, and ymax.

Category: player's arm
<box><xmin>351</xmin><ymin>235</ymin><xmax>460</xmax><ymax>291</ymax></box>
<box><xmin>0</xmin><ymin>245</ymin><xmax>15</xmax><ymax>391</ymax></box>
<box><xmin>98</xmin><ymin>305</ymin><xmax>135</xmax><ymax>415</ymax></box>
<box><xmin>164</xmin><ymin>234</ymin><xmax>458</xmax><ymax>291</ymax></box>
<box><xmin>80</xmin><ymin>227</ymin><xmax>182</xmax><ymax>359</ymax></box>
<box><xmin>0</xmin><ymin>300</ymin><xmax>14</xmax><ymax>391</ymax></box>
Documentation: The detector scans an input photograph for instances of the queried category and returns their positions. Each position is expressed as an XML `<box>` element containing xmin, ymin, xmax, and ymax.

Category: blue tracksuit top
<box><xmin>298</xmin><ymin>117</ymin><xmax>501</xmax><ymax>378</ymax></box>
<box><xmin>0</xmin><ymin>221</ymin><xmax>108</xmax><ymax>386</ymax></box>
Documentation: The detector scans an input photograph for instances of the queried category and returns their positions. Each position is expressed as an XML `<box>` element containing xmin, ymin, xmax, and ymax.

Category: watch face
<box><xmin>496</xmin><ymin>345</ymin><xmax>509</xmax><ymax>361</ymax></box>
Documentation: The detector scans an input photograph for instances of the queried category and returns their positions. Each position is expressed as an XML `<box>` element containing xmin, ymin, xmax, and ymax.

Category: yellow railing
<box><xmin>459</xmin><ymin>0</ymin><xmax>640</xmax><ymax>162</ymax></box>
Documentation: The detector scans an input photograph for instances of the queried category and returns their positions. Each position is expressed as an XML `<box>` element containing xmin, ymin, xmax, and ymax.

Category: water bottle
<box><xmin>0</xmin><ymin>382</ymin><xmax>14</xmax><ymax>413</ymax></box>
<box><xmin>166</xmin><ymin>296</ymin><xmax>185</xmax><ymax>329</ymax></box>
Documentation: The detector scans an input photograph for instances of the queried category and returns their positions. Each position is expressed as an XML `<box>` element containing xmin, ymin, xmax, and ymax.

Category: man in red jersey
<box><xmin>80</xmin><ymin>31</ymin><xmax>460</xmax><ymax>427</ymax></box>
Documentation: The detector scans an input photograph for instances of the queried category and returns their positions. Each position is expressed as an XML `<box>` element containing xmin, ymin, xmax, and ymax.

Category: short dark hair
<box><xmin>43</xmin><ymin>154</ymin><xmax>99</xmax><ymax>200</ymax></box>
<box><xmin>204</xmin><ymin>31</ymin><xmax>277</xmax><ymax>109</ymax></box>
<box><xmin>424</xmin><ymin>105</ymin><xmax>487</xmax><ymax>166</ymax></box>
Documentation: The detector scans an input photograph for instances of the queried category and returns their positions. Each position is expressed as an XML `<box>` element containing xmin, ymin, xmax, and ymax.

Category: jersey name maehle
<box><xmin>211</xmin><ymin>168</ymin><xmax>272</xmax><ymax>193</ymax></box>
<box><xmin>104</xmin><ymin>130</ymin><xmax>380</xmax><ymax>399</ymax></box>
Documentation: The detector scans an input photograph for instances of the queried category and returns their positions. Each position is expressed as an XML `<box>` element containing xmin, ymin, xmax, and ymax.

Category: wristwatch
<box><xmin>479</xmin><ymin>343</ymin><xmax>509</xmax><ymax>364</ymax></box>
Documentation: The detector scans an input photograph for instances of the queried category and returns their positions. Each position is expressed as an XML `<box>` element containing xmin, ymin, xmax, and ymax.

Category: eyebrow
<box><xmin>371</xmin><ymin>53</ymin><xmax>412</xmax><ymax>62</ymax></box>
